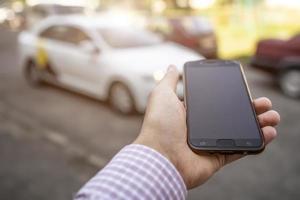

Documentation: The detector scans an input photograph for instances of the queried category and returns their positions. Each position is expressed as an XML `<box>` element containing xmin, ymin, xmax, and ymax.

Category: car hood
<box><xmin>258</xmin><ymin>39</ymin><xmax>286</xmax><ymax>47</ymax></box>
<box><xmin>256</xmin><ymin>39</ymin><xmax>287</xmax><ymax>56</ymax></box>
<box><xmin>106</xmin><ymin>42</ymin><xmax>203</xmax><ymax>74</ymax></box>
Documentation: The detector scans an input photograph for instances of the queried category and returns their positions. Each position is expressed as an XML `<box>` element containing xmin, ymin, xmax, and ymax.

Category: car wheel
<box><xmin>279</xmin><ymin>69</ymin><xmax>300</xmax><ymax>98</ymax></box>
<box><xmin>24</xmin><ymin>60</ymin><xmax>44</xmax><ymax>86</ymax></box>
<box><xmin>109</xmin><ymin>82</ymin><xmax>136</xmax><ymax>114</ymax></box>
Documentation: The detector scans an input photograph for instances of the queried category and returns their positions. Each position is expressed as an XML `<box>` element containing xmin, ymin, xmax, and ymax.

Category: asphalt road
<box><xmin>1</xmin><ymin>27</ymin><xmax>300</xmax><ymax>200</ymax></box>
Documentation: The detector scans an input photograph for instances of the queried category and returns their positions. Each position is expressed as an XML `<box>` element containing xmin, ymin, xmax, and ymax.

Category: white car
<box><xmin>18</xmin><ymin>15</ymin><xmax>203</xmax><ymax>114</ymax></box>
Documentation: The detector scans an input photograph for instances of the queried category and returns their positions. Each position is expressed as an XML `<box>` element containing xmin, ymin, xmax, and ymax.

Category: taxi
<box><xmin>18</xmin><ymin>15</ymin><xmax>203</xmax><ymax>114</ymax></box>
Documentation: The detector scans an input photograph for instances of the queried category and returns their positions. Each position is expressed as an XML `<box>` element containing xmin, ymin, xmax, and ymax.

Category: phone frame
<box><xmin>183</xmin><ymin>60</ymin><xmax>265</xmax><ymax>154</ymax></box>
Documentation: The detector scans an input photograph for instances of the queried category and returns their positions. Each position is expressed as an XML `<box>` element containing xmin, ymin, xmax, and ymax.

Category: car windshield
<box><xmin>53</xmin><ymin>5</ymin><xmax>84</xmax><ymax>15</ymax></box>
<box><xmin>98</xmin><ymin>28</ymin><xmax>163</xmax><ymax>48</ymax></box>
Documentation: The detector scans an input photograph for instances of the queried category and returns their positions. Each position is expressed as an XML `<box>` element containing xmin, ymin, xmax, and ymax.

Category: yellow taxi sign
<box><xmin>36</xmin><ymin>39</ymin><xmax>48</xmax><ymax>69</ymax></box>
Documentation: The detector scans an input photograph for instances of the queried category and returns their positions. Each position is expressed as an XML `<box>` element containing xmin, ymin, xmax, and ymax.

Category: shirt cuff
<box><xmin>75</xmin><ymin>144</ymin><xmax>187</xmax><ymax>200</ymax></box>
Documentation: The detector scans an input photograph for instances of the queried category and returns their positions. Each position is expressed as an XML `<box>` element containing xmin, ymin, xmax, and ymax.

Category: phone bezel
<box><xmin>183</xmin><ymin>60</ymin><xmax>265</xmax><ymax>154</ymax></box>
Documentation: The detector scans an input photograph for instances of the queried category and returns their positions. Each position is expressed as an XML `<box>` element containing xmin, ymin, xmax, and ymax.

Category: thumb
<box><xmin>159</xmin><ymin>65</ymin><xmax>180</xmax><ymax>92</ymax></box>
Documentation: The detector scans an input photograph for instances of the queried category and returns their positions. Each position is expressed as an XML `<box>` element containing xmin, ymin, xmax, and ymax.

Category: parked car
<box><xmin>18</xmin><ymin>15</ymin><xmax>202</xmax><ymax>114</ymax></box>
<box><xmin>251</xmin><ymin>34</ymin><xmax>300</xmax><ymax>98</ymax></box>
<box><xmin>149</xmin><ymin>16</ymin><xmax>217</xmax><ymax>59</ymax></box>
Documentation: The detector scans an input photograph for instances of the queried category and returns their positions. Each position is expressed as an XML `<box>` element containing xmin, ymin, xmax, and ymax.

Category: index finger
<box><xmin>253</xmin><ymin>97</ymin><xmax>272</xmax><ymax>115</ymax></box>
<box><xmin>158</xmin><ymin>65</ymin><xmax>180</xmax><ymax>92</ymax></box>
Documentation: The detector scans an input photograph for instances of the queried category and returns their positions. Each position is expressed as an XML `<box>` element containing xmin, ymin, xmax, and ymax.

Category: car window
<box><xmin>31</xmin><ymin>5</ymin><xmax>51</xmax><ymax>18</ymax></box>
<box><xmin>52</xmin><ymin>5</ymin><xmax>84</xmax><ymax>15</ymax></box>
<box><xmin>98</xmin><ymin>28</ymin><xmax>162</xmax><ymax>48</ymax></box>
<box><xmin>66</xmin><ymin>27</ymin><xmax>91</xmax><ymax>45</ymax></box>
<box><xmin>40</xmin><ymin>26</ymin><xmax>69</xmax><ymax>41</ymax></box>
<box><xmin>40</xmin><ymin>26</ymin><xmax>91</xmax><ymax>45</ymax></box>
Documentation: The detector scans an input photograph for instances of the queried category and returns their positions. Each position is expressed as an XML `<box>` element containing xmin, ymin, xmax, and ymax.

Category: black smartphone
<box><xmin>183</xmin><ymin>60</ymin><xmax>265</xmax><ymax>154</ymax></box>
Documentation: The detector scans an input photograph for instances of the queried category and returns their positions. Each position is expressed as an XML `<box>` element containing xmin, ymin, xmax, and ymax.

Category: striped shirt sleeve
<box><xmin>74</xmin><ymin>144</ymin><xmax>187</xmax><ymax>200</ymax></box>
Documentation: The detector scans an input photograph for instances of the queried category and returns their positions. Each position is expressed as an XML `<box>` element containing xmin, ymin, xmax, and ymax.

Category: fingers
<box><xmin>254</xmin><ymin>97</ymin><xmax>280</xmax><ymax>127</ymax></box>
<box><xmin>212</xmin><ymin>97</ymin><xmax>279</xmax><ymax>168</ymax></box>
<box><xmin>258</xmin><ymin>110</ymin><xmax>280</xmax><ymax>127</ymax></box>
<box><xmin>261</xmin><ymin>126</ymin><xmax>277</xmax><ymax>144</ymax></box>
<box><xmin>223</xmin><ymin>126</ymin><xmax>278</xmax><ymax>165</ymax></box>
<box><xmin>224</xmin><ymin>154</ymin><xmax>244</xmax><ymax>165</ymax></box>
<box><xmin>158</xmin><ymin>65</ymin><xmax>180</xmax><ymax>92</ymax></box>
<box><xmin>253</xmin><ymin>97</ymin><xmax>272</xmax><ymax>115</ymax></box>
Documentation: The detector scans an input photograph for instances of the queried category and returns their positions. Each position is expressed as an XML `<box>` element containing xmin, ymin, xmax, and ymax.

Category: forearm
<box><xmin>74</xmin><ymin>144</ymin><xmax>187</xmax><ymax>200</ymax></box>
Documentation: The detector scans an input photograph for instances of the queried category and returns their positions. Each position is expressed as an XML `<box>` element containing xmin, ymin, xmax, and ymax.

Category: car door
<box><xmin>286</xmin><ymin>35</ymin><xmax>300</xmax><ymax>56</ymax></box>
<box><xmin>60</xmin><ymin>26</ymin><xmax>102</xmax><ymax>94</ymax></box>
<box><xmin>40</xmin><ymin>25</ymin><xmax>101</xmax><ymax>94</ymax></box>
<box><xmin>39</xmin><ymin>25</ymin><xmax>75</xmax><ymax>77</ymax></box>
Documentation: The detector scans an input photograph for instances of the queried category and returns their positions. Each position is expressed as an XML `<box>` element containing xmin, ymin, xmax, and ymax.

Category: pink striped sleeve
<box><xmin>74</xmin><ymin>144</ymin><xmax>187</xmax><ymax>200</ymax></box>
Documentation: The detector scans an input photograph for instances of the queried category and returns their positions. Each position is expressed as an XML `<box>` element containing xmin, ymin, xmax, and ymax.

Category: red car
<box><xmin>149</xmin><ymin>16</ymin><xmax>218</xmax><ymax>59</ymax></box>
<box><xmin>251</xmin><ymin>34</ymin><xmax>300</xmax><ymax>98</ymax></box>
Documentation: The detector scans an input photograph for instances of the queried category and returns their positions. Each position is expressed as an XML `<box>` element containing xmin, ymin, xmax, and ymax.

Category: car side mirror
<box><xmin>79</xmin><ymin>40</ymin><xmax>100</xmax><ymax>55</ymax></box>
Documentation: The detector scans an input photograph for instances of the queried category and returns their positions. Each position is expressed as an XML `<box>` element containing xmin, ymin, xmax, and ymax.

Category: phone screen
<box><xmin>185</xmin><ymin>61</ymin><xmax>263</xmax><ymax>149</ymax></box>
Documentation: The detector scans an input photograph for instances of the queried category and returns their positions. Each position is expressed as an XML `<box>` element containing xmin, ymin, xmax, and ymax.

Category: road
<box><xmin>1</xmin><ymin>27</ymin><xmax>300</xmax><ymax>200</ymax></box>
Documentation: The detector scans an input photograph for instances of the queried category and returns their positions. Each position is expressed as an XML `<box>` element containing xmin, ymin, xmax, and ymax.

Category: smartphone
<box><xmin>183</xmin><ymin>60</ymin><xmax>265</xmax><ymax>154</ymax></box>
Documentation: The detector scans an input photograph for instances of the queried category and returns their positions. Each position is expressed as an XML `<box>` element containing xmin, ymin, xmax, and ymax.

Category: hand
<box><xmin>134</xmin><ymin>65</ymin><xmax>280</xmax><ymax>189</ymax></box>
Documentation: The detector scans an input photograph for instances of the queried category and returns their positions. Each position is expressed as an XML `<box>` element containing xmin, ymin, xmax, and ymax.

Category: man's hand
<box><xmin>134</xmin><ymin>65</ymin><xmax>280</xmax><ymax>189</ymax></box>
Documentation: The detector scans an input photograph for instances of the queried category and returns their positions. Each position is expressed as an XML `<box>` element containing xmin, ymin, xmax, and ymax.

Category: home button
<box><xmin>216</xmin><ymin>139</ymin><xmax>235</xmax><ymax>147</ymax></box>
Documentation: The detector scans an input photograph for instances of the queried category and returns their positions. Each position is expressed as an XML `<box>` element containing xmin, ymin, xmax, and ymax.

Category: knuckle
<box><xmin>262</xmin><ymin>97</ymin><xmax>272</xmax><ymax>108</ymax></box>
<box><xmin>211</xmin><ymin>155</ymin><xmax>225</xmax><ymax>172</ymax></box>
<box><xmin>270</xmin><ymin>110</ymin><xmax>281</xmax><ymax>124</ymax></box>
<box><xmin>259</xmin><ymin>110</ymin><xmax>280</xmax><ymax>126</ymax></box>
<box><xmin>216</xmin><ymin>155</ymin><xmax>226</xmax><ymax>168</ymax></box>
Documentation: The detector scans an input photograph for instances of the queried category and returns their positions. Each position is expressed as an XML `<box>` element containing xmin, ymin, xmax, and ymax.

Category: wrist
<box><xmin>133</xmin><ymin>134</ymin><xmax>186</xmax><ymax>185</ymax></box>
<box><xmin>133</xmin><ymin>137</ymin><xmax>171</xmax><ymax>162</ymax></box>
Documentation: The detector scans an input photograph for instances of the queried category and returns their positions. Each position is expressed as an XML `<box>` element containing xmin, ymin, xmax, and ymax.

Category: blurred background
<box><xmin>0</xmin><ymin>0</ymin><xmax>299</xmax><ymax>199</ymax></box>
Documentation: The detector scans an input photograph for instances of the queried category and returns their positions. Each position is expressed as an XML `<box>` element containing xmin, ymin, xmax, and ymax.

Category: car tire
<box><xmin>109</xmin><ymin>82</ymin><xmax>136</xmax><ymax>115</ymax></box>
<box><xmin>24</xmin><ymin>60</ymin><xmax>44</xmax><ymax>86</ymax></box>
<box><xmin>279</xmin><ymin>69</ymin><xmax>300</xmax><ymax>98</ymax></box>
